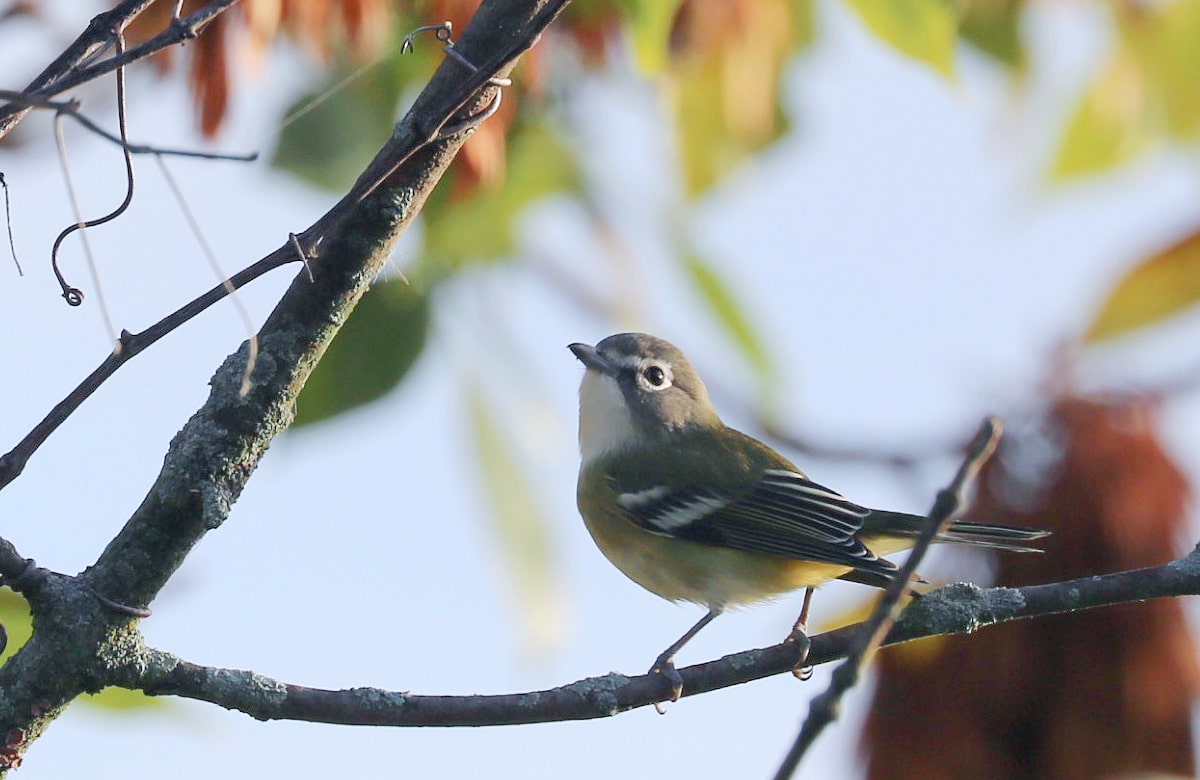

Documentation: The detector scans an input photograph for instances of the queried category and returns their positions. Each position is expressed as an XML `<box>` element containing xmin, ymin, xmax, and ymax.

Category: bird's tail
<box><xmin>868</xmin><ymin>511</ymin><xmax>1049</xmax><ymax>553</ymax></box>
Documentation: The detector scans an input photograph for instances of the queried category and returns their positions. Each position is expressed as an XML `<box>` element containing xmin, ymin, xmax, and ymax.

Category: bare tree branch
<box><xmin>0</xmin><ymin>0</ymin><xmax>240</xmax><ymax>139</ymax></box>
<box><xmin>90</xmin><ymin>546</ymin><xmax>1200</xmax><ymax>726</ymax></box>
<box><xmin>0</xmin><ymin>89</ymin><xmax>257</xmax><ymax>160</ymax></box>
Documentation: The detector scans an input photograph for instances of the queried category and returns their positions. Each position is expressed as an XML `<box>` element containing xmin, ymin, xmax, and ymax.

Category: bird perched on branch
<box><xmin>569</xmin><ymin>332</ymin><xmax>1047</xmax><ymax>705</ymax></box>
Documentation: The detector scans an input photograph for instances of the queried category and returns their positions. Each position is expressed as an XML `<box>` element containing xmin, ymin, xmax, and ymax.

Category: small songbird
<box><xmin>570</xmin><ymin>333</ymin><xmax>1047</xmax><ymax>704</ymax></box>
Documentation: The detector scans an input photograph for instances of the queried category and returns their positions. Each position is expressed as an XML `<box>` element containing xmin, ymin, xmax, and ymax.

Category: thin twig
<box><xmin>0</xmin><ymin>0</ymin><xmax>570</xmax><ymax>492</ymax></box>
<box><xmin>0</xmin><ymin>250</ymin><xmax>288</xmax><ymax>490</ymax></box>
<box><xmin>773</xmin><ymin>416</ymin><xmax>1004</xmax><ymax>779</ymax></box>
<box><xmin>0</xmin><ymin>90</ymin><xmax>257</xmax><ymax>161</ymax></box>
<box><xmin>0</xmin><ymin>0</ymin><xmax>241</xmax><ymax>139</ymax></box>
<box><xmin>0</xmin><ymin>0</ymin><xmax>160</xmax><ymax>137</ymax></box>
<box><xmin>49</xmin><ymin>32</ymin><xmax>132</xmax><ymax>347</ymax></box>
<box><xmin>0</xmin><ymin>174</ymin><xmax>19</xmax><ymax>275</ymax></box>
<box><xmin>52</xmin><ymin>0</ymin><xmax>237</xmax><ymax>95</ymax></box>
<box><xmin>51</xmin><ymin>112</ymin><xmax>118</xmax><ymax>329</ymax></box>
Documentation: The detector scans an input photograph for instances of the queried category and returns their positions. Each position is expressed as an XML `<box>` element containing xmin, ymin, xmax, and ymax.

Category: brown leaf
<box><xmin>120</xmin><ymin>0</ymin><xmax>394</xmax><ymax>134</ymax></box>
<box><xmin>189</xmin><ymin>12</ymin><xmax>229</xmax><ymax>138</ymax></box>
<box><xmin>861</xmin><ymin>395</ymin><xmax>1198</xmax><ymax>780</ymax></box>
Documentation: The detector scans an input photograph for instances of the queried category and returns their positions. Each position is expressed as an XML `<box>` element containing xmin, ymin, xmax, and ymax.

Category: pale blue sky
<box><xmin>2</xmin><ymin>1</ymin><xmax>1198</xmax><ymax>778</ymax></box>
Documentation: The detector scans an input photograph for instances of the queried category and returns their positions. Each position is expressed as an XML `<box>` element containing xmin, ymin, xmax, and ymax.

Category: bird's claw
<box><xmin>786</xmin><ymin>626</ymin><xmax>813</xmax><ymax>681</ymax></box>
<box><xmin>649</xmin><ymin>655</ymin><xmax>684</xmax><ymax>713</ymax></box>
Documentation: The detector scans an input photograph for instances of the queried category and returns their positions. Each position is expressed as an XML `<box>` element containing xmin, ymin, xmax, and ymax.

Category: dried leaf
<box><xmin>190</xmin><ymin>12</ymin><xmax>230</xmax><ymax>138</ymax></box>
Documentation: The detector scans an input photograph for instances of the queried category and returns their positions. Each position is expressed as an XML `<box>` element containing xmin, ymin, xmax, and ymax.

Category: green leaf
<box><xmin>840</xmin><ymin>0</ymin><xmax>957</xmax><ymax>77</ymax></box>
<box><xmin>1085</xmin><ymin>227</ymin><xmax>1200</xmax><ymax>342</ymax></box>
<box><xmin>467</xmin><ymin>384</ymin><xmax>560</xmax><ymax>651</ymax></box>
<box><xmin>680</xmin><ymin>251</ymin><xmax>774</xmax><ymax>387</ymax></box>
<box><xmin>1051</xmin><ymin>49</ymin><xmax>1147</xmax><ymax>180</ymax></box>
<box><xmin>625</xmin><ymin>0</ymin><xmax>685</xmax><ymax>73</ymax></box>
<box><xmin>293</xmin><ymin>278</ymin><xmax>430</xmax><ymax>427</ymax></box>
<box><xmin>421</xmin><ymin>118</ymin><xmax>579</xmax><ymax>273</ymax></box>
<box><xmin>272</xmin><ymin>48</ymin><xmax>415</xmax><ymax>192</ymax></box>
<box><xmin>790</xmin><ymin>0</ymin><xmax>818</xmax><ymax>47</ymax></box>
<box><xmin>1132</xmin><ymin>0</ymin><xmax>1200</xmax><ymax>142</ymax></box>
<box><xmin>672</xmin><ymin>0</ymin><xmax>804</xmax><ymax>194</ymax></box>
<box><xmin>81</xmin><ymin>688</ymin><xmax>166</xmax><ymax>712</ymax></box>
<box><xmin>959</xmin><ymin>0</ymin><xmax>1024</xmax><ymax>70</ymax></box>
<box><xmin>0</xmin><ymin>589</ymin><xmax>30</xmax><ymax>663</ymax></box>
<box><xmin>1052</xmin><ymin>1</ymin><xmax>1200</xmax><ymax>180</ymax></box>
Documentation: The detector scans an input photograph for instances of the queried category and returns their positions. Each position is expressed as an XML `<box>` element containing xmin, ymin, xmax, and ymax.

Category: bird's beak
<box><xmin>569</xmin><ymin>342</ymin><xmax>616</xmax><ymax>376</ymax></box>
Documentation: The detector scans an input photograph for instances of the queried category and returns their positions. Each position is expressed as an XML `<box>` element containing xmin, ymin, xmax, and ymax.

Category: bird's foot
<box><xmin>787</xmin><ymin>626</ymin><xmax>812</xmax><ymax>681</ymax></box>
<box><xmin>649</xmin><ymin>654</ymin><xmax>684</xmax><ymax>714</ymax></box>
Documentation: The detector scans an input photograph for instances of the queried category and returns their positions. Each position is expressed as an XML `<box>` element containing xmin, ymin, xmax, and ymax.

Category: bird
<box><xmin>569</xmin><ymin>332</ymin><xmax>1047</xmax><ymax>705</ymax></box>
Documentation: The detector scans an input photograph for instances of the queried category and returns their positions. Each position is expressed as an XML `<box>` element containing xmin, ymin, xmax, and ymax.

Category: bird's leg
<box><xmin>649</xmin><ymin>607</ymin><xmax>721</xmax><ymax>712</ymax></box>
<box><xmin>789</xmin><ymin>587</ymin><xmax>814</xmax><ymax>681</ymax></box>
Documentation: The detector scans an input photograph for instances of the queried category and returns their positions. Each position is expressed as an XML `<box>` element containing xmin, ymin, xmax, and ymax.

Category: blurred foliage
<box><xmin>669</xmin><ymin>0</ymin><xmax>814</xmax><ymax>193</ymax></box>
<box><xmin>1086</xmin><ymin>227</ymin><xmax>1200</xmax><ymax>343</ymax></box>
<box><xmin>1052</xmin><ymin>0</ymin><xmax>1200</xmax><ymax>180</ymax></box>
<box><xmin>958</xmin><ymin>0</ymin><xmax>1024</xmax><ymax>70</ymax></box>
<box><xmin>841</xmin><ymin>0</ymin><xmax>956</xmax><ymax>76</ymax></box>
<box><xmin>146</xmin><ymin>0</ymin><xmax>1200</xmax><ymax>416</ymax></box>
<box><xmin>467</xmin><ymin>383</ymin><xmax>561</xmax><ymax>651</ymax></box>
<box><xmin>0</xmin><ymin>591</ymin><xmax>29</xmax><ymax>665</ymax></box>
<box><xmin>419</xmin><ymin>117</ymin><xmax>580</xmax><ymax>275</ymax></box>
<box><xmin>126</xmin><ymin>0</ymin><xmax>1200</xmax><ymax>648</ymax></box>
<box><xmin>680</xmin><ymin>249</ymin><xmax>774</xmax><ymax>389</ymax></box>
<box><xmin>293</xmin><ymin>277</ymin><xmax>430</xmax><ymax>428</ymax></box>
<box><xmin>863</xmin><ymin>397</ymin><xmax>1198</xmax><ymax>779</ymax></box>
<box><xmin>273</xmin><ymin>46</ymin><xmax>417</xmax><ymax>192</ymax></box>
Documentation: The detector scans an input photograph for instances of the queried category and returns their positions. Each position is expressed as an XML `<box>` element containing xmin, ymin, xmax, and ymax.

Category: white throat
<box><xmin>577</xmin><ymin>370</ymin><xmax>639</xmax><ymax>465</ymax></box>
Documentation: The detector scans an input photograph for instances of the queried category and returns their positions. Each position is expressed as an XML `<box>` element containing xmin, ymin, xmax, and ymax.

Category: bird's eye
<box><xmin>641</xmin><ymin>364</ymin><xmax>668</xmax><ymax>388</ymax></box>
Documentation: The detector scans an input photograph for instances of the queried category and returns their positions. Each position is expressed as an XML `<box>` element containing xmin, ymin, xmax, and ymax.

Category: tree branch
<box><xmin>106</xmin><ymin>547</ymin><xmax>1200</xmax><ymax>726</ymax></box>
<box><xmin>0</xmin><ymin>0</ymin><xmax>568</xmax><ymax>769</ymax></box>
<box><xmin>0</xmin><ymin>1</ymin><xmax>567</xmax><ymax>491</ymax></box>
<box><xmin>0</xmin><ymin>0</ymin><xmax>239</xmax><ymax>139</ymax></box>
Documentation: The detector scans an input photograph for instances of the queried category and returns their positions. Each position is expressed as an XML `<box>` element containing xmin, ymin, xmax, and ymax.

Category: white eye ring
<box><xmin>637</xmin><ymin>361</ymin><xmax>672</xmax><ymax>392</ymax></box>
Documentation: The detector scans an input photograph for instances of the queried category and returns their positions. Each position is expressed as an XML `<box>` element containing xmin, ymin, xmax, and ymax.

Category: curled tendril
<box><xmin>401</xmin><ymin>22</ymin><xmax>454</xmax><ymax>54</ymax></box>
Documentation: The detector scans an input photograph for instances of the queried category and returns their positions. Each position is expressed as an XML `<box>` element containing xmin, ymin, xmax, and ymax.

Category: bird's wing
<box><xmin>613</xmin><ymin>468</ymin><xmax>899</xmax><ymax>578</ymax></box>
